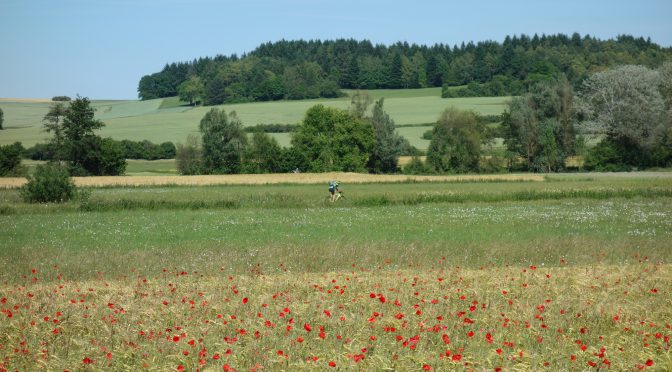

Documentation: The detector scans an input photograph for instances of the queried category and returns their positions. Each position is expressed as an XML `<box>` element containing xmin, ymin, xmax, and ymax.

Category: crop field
<box><xmin>1</xmin><ymin>172</ymin><xmax>671</xmax><ymax>370</ymax></box>
<box><xmin>0</xmin><ymin>90</ymin><xmax>509</xmax><ymax>149</ymax></box>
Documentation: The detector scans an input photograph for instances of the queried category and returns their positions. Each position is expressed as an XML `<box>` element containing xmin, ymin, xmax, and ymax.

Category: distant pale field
<box><xmin>0</xmin><ymin>172</ymin><xmax>544</xmax><ymax>189</ymax></box>
<box><xmin>0</xmin><ymin>90</ymin><xmax>509</xmax><ymax>147</ymax></box>
<box><xmin>0</xmin><ymin>98</ymin><xmax>52</xmax><ymax>103</ymax></box>
<box><xmin>397</xmin><ymin>126</ymin><xmax>432</xmax><ymax>149</ymax></box>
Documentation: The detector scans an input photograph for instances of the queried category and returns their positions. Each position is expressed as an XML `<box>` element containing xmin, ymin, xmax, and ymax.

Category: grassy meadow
<box><xmin>1</xmin><ymin>172</ymin><xmax>671</xmax><ymax>370</ymax></box>
<box><xmin>0</xmin><ymin>89</ymin><xmax>509</xmax><ymax>150</ymax></box>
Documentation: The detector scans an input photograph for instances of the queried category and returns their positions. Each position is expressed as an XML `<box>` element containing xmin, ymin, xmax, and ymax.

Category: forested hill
<box><xmin>137</xmin><ymin>34</ymin><xmax>672</xmax><ymax>104</ymax></box>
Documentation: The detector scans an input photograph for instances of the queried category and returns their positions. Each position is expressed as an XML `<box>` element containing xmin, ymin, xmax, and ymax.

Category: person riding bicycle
<box><xmin>328</xmin><ymin>180</ymin><xmax>341</xmax><ymax>202</ymax></box>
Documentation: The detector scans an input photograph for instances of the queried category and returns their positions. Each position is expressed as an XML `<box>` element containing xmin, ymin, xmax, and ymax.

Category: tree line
<box><xmin>425</xmin><ymin>63</ymin><xmax>672</xmax><ymax>173</ymax></box>
<box><xmin>24</xmin><ymin>139</ymin><xmax>176</xmax><ymax>162</ymax></box>
<box><xmin>138</xmin><ymin>34</ymin><xmax>672</xmax><ymax>104</ymax></box>
<box><xmin>174</xmin><ymin>63</ymin><xmax>672</xmax><ymax>176</ymax></box>
<box><xmin>2</xmin><ymin>63</ymin><xmax>671</xmax><ymax>179</ymax></box>
<box><xmin>175</xmin><ymin>93</ymin><xmax>406</xmax><ymax>175</ymax></box>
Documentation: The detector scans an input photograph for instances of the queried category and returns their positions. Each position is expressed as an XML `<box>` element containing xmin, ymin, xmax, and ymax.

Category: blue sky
<box><xmin>1</xmin><ymin>0</ymin><xmax>671</xmax><ymax>99</ymax></box>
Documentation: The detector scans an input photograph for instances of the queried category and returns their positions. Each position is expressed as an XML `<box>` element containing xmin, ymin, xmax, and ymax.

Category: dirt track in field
<box><xmin>0</xmin><ymin>173</ymin><xmax>545</xmax><ymax>189</ymax></box>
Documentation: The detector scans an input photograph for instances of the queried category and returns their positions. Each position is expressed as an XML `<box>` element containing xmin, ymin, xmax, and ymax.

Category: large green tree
<box><xmin>43</xmin><ymin>102</ymin><xmax>68</xmax><ymax>161</ymax></box>
<box><xmin>502</xmin><ymin>78</ymin><xmax>576</xmax><ymax>171</ymax></box>
<box><xmin>199</xmin><ymin>108</ymin><xmax>248</xmax><ymax>174</ymax></box>
<box><xmin>426</xmin><ymin>108</ymin><xmax>484</xmax><ymax>173</ymax></box>
<box><xmin>579</xmin><ymin>65</ymin><xmax>666</xmax><ymax>150</ymax></box>
<box><xmin>292</xmin><ymin>105</ymin><xmax>375</xmax><ymax>172</ymax></box>
<box><xmin>178</xmin><ymin>75</ymin><xmax>205</xmax><ymax>105</ymax></box>
<box><xmin>44</xmin><ymin>97</ymin><xmax>126</xmax><ymax>175</ymax></box>
<box><xmin>243</xmin><ymin>132</ymin><xmax>283</xmax><ymax>174</ymax></box>
<box><xmin>579</xmin><ymin>65</ymin><xmax>669</xmax><ymax>168</ymax></box>
<box><xmin>367</xmin><ymin>99</ymin><xmax>404</xmax><ymax>173</ymax></box>
<box><xmin>0</xmin><ymin>142</ymin><xmax>24</xmax><ymax>176</ymax></box>
<box><xmin>659</xmin><ymin>62</ymin><xmax>672</xmax><ymax>110</ymax></box>
<box><xmin>175</xmin><ymin>134</ymin><xmax>203</xmax><ymax>175</ymax></box>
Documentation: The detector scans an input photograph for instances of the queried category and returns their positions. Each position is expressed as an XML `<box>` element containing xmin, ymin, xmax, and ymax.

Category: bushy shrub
<box><xmin>0</xmin><ymin>142</ymin><xmax>25</xmax><ymax>176</ymax></box>
<box><xmin>24</xmin><ymin>143</ymin><xmax>56</xmax><ymax>161</ymax></box>
<box><xmin>175</xmin><ymin>135</ymin><xmax>203</xmax><ymax>175</ymax></box>
<box><xmin>20</xmin><ymin>164</ymin><xmax>76</xmax><ymax>203</ymax></box>
<box><xmin>119</xmin><ymin>139</ymin><xmax>177</xmax><ymax>160</ymax></box>
<box><xmin>243</xmin><ymin>124</ymin><xmax>297</xmax><ymax>133</ymax></box>
<box><xmin>403</xmin><ymin>156</ymin><xmax>431</xmax><ymax>174</ymax></box>
<box><xmin>583</xmin><ymin>139</ymin><xmax>632</xmax><ymax>171</ymax></box>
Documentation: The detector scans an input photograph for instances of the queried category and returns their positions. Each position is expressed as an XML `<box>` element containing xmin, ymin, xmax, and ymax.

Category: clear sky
<box><xmin>2</xmin><ymin>0</ymin><xmax>671</xmax><ymax>100</ymax></box>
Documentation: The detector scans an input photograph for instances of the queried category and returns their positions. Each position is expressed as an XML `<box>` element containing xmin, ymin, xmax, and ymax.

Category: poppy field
<box><xmin>1</xmin><ymin>174</ymin><xmax>671</xmax><ymax>371</ymax></box>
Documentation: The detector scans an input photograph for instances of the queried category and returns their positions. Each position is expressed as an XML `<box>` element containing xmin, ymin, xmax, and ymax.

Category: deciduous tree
<box><xmin>176</xmin><ymin>134</ymin><xmax>203</xmax><ymax>175</ymax></box>
<box><xmin>292</xmin><ymin>105</ymin><xmax>374</xmax><ymax>172</ymax></box>
<box><xmin>367</xmin><ymin>99</ymin><xmax>404</xmax><ymax>173</ymax></box>
<box><xmin>427</xmin><ymin>108</ymin><xmax>484</xmax><ymax>173</ymax></box>
<box><xmin>579</xmin><ymin>65</ymin><xmax>665</xmax><ymax>150</ymax></box>
<box><xmin>178</xmin><ymin>75</ymin><xmax>205</xmax><ymax>105</ymax></box>
<box><xmin>43</xmin><ymin>102</ymin><xmax>68</xmax><ymax>161</ymax></box>
<box><xmin>579</xmin><ymin>65</ymin><xmax>668</xmax><ymax>168</ymax></box>
<box><xmin>502</xmin><ymin>78</ymin><xmax>576</xmax><ymax>171</ymax></box>
<box><xmin>243</xmin><ymin>132</ymin><xmax>282</xmax><ymax>173</ymax></box>
<box><xmin>0</xmin><ymin>142</ymin><xmax>24</xmax><ymax>176</ymax></box>
<box><xmin>44</xmin><ymin>97</ymin><xmax>126</xmax><ymax>176</ymax></box>
<box><xmin>199</xmin><ymin>108</ymin><xmax>248</xmax><ymax>174</ymax></box>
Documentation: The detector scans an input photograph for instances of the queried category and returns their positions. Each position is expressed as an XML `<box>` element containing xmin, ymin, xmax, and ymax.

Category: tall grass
<box><xmin>354</xmin><ymin>188</ymin><xmax>672</xmax><ymax>207</ymax></box>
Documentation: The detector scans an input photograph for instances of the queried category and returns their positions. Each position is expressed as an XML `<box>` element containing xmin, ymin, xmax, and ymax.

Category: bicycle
<box><xmin>326</xmin><ymin>189</ymin><xmax>345</xmax><ymax>203</ymax></box>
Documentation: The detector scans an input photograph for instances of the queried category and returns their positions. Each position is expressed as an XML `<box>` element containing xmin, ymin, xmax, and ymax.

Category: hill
<box><xmin>0</xmin><ymin>89</ymin><xmax>509</xmax><ymax>149</ymax></box>
<box><xmin>138</xmin><ymin>34</ymin><xmax>672</xmax><ymax>104</ymax></box>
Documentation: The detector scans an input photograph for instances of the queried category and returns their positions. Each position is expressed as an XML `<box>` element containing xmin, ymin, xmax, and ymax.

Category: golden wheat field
<box><xmin>0</xmin><ymin>173</ymin><xmax>545</xmax><ymax>189</ymax></box>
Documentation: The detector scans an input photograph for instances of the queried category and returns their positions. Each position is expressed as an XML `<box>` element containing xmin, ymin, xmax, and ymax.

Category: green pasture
<box><xmin>125</xmin><ymin>159</ymin><xmax>178</xmax><ymax>175</ymax></box>
<box><xmin>397</xmin><ymin>125</ymin><xmax>432</xmax><ymax>149</ymax></box>
<box><xmin>1</xmin><ymin>173</ymin><xmax>671</xmax><ymax>280</ymax></box>
<box><xmin>0</xmin><ymin>90</ymin><xmax>510</xmax><ymax>148</ymax></box>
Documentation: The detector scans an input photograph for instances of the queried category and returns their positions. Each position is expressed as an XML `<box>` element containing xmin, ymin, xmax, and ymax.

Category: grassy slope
<box><xmin>0</xmin><ymin>89</ymin><xmax>510</xmax><ymax>148</ymax></box>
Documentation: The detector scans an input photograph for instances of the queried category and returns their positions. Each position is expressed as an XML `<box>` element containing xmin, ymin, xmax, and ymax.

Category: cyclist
<box><xmin>328</xmin><ymin>180</ymin><xmax>340</xmax><ymax>202</ymax></box>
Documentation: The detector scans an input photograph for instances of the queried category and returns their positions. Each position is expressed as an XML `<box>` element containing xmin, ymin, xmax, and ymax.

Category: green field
<box><xmin>2</xmin><ymin>174</ymin><xmax>672</xmax><ymax>274</ymax></box>
<box><xmin>1</xmin><ymin>173</ymin><xmax>671</xmax><ymax>370</ymax></box>
<box><xmin>0</xmin><ymin>90</ymin><xmax>510</xmax><ymax>149</ymax></box>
